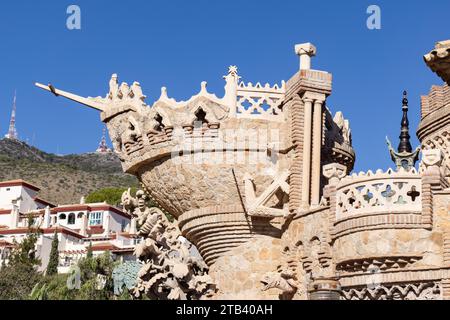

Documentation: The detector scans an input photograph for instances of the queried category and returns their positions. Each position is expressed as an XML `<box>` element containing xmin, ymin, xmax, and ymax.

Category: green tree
<box><xmin>0</xmin><ymin>216</ymin><xmax>43</xmax><ymax>300</ymax></box>
<box><xmin>85</xmin><ymin>187</ymin><xmax>163</xmax><ymax>210</ymax></box>
<box><xmin>46</xmin><ymin>231</ymin><xmax>59</xmax><ymax>276</ymax></box>
<box><xmin>33</xmin><ymin>250</ymin><xmax>122</xmax><ymax>300</ymax></box>
<box><xmin>86</xmin><ymin>187</ymin><xmax>137</xmax><ymax>206</ymax></box>
<box><xmin>86</xmin><ymin>242</ymin><xmax>93</xmax><ymax>260</ymax></box>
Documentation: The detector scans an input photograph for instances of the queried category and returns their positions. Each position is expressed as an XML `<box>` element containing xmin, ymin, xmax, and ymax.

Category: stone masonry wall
<box><xmin>208</xmin><ymin>235</ymin><xmax>282</xmax><ymax>300</ymax></box>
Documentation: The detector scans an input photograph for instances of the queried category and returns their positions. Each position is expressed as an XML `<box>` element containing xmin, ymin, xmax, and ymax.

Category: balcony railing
<box><xmin>335</xmin><ymin>168</ymin><xmax>422</xmax><ymax>222</ymax></box>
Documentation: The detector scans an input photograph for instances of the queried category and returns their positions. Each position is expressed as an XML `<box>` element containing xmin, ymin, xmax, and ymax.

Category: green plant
<box><xmin>0</xmin><ymin>216</ymin><xmax>43</xmax><ymax>300</ymax></box>
<box><xmin>46</xmin><ymin>232</ymin><xmax>59</xmax><ymax>276</ymax></box>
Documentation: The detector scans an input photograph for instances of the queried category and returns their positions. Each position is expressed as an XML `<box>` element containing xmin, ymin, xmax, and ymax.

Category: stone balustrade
<box><xmin>235</xmin><ymin>81</ymin><xmax>286</xmax><ymax>122</ymax></box>
<box><xmin>335</xmin><ymin>168</ymin><xmax>422</xmax><ymax>223</ymax></box>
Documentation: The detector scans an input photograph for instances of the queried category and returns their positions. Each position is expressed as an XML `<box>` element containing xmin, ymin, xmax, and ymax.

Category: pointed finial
<box><xmin>160</xmin><ymin>87</ymin><xmax>168</xmax><ymax>99</ymax></box>
<box><xmin>402</xmin><ymin>90</ymin><xmax>408</xmax><ymax>110</ymax></box>
<box><xmin>200</xmin><ymin>81</ymin><xmax>208</xmax><ymax>93</ymax></box>
<box><xmin>398</xmin><ymin>90</ymin><xmax>412</xmax><ymax>154</ymax></box>
<box><xmin>228</xmin><ymin>65</ymin><xmax>238</xmax><ymax>75</ymax></box>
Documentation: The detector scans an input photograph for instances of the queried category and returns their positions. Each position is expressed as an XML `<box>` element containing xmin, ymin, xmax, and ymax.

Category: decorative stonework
<box><xmin>336</xmin><ymin>255</ymin><xmax>422</xmax><ymax>274</ymax></box>
<box><xmin>342</xmin><ymin>282</ymin><xmax>441</xmax><ymax>300</ymax></box>
<box><xmin>122</xmin><ymin>190</ymin><xmax>216</xmax><ymax>300</ymax></box>
<box><xmin>236</xmin><ymin>79</ymin><xmax>286</xmax><ymax>122</ymax></box>
<box><xmin>334</xmin><ymin>168</ymin><xmax>422</xmax><ymax>222</ymax></box>
<box><xmin>420</xmin><ymin>84</ymin><xmax>450</xmax><ymax>119</ymax></box>
<box><xmin>424</xmin><ymin>40</ymin><xmax>450</xmax><ymax>85</ymax></box>
<box><xmin>36</xmin><ymin>40</ymin><xmax>450</xmax><ymax>300</ymax></box>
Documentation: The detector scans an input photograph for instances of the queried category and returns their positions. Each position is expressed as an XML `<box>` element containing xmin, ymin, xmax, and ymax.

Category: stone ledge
<box><xmin>332</xmin><ymin>212</ymin><xmax>424</xmax><ymax>239</ymax></box>
<box><xmin>340</xmin><ymin>267</ymin><xmax>450</xmax><ymax>288</ymax></box>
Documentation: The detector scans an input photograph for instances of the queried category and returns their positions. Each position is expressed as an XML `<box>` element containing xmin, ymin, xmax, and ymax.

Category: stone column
<box><xmin>295</xmin><ymin>43</ymin><xmax>317</xmax><ymax>70</ymax></box>
<box><xmin>308</xmin><ymin>277</ymin><xmax>341</xmax><ymax>300</ymax></box>
<box><xmin>301</xmin><ymin>98</ymin><xmax>313</xmax><ymax>209</ymax></box>
<box><xmin>421</xmin><ymin>149</ymin><xmax>450</xmax><ymax>299</ymax></box>
<box><xmin>288</xmin><ymin>95</ymin><xmax>305</xmax><ymax>215</ymax></box>
<box><xmin>421</xmin><ymin>149</ymin><xmax>446</xmax><ymax>228</ymax></box>
<box><xmin>311</xmin><ymin>99</ymin><xmax>324</xmax><ymax>207</ymax></box>
<box><xmin>9</xmin><ymin>205</ymin><xmax>19</xmax><ymax>229</ymax></box>
<box><xmin>129</xmin><ymin>217</ymin><xmax>138</xmax><ymax>234</ymax></box>
<box><xmin>80</xmin><ymin>214</ymin><xmax>88</xmax><ymax>237</ymax></box>
<box><xmin>104</xmin><ymin>214</ymin><xmax>111</xmax><ymax>236</ymax></box>
<box><xmin>43</xmin><ymin>206</ymin><xmax>51</xmax><ymax>228</ymax></box>
<box><xmin>323</xmin><ymin>163</ymin><xmax>347</xmax><ymax>229</ymax></box>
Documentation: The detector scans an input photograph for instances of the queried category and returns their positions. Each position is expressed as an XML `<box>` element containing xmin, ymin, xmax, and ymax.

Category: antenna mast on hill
<box><xmin>5</xmin><ymin>91</ymin><xmax>18</xmax><ymax>140</ymax></box>
<box><xmin>96</xmin><ymin>127</ymin><xmax>111</xmax><ymax>153</ymax></box>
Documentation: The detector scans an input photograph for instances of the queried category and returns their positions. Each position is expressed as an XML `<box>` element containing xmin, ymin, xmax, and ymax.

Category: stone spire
<box><xmin>387</xmin><ymin>91</ymin><xmax>420</xmax><ymax>171</ymax></box>
<box><xmin>398</xmin><ymin>91</ymin><xmax>412</xmax><ymax>153</ymax></box>
<box><xmin>5</xmin><ymin>91</ymin><xmax>18</xmax><ymax>140</ymax></box>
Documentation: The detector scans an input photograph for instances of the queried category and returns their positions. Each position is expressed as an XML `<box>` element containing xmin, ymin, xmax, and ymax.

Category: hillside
<box><xmin>0</xmin><ymin>139</ymin><xmax>138</xmax><ymax>205</ymax></box>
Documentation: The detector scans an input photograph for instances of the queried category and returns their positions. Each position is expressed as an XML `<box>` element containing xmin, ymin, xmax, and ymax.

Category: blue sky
<box><xmin>0</xmin><ymin>0</ymin><xmax>449</xmax><ymax>172</ymax></box>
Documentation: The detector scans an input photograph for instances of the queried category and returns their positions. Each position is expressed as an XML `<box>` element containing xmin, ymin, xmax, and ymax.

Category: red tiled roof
<box><xmin>111</xmin><ymin>248</ymin><xmax>135</xmax><ymax>253</ymax></box>
<box><xmin>0</xmin><ymin>240</ymin><xmax>14</xmax><ymax>248</ymax></box>
<box><xmin>0</xmin><ymin>180</ymin><xmax>40</xmax><ymax>192</ymax></box>
<box><xmin>0</xmin><ymin>226</ymin><xmax>86</xmax><ymax>239</ymax></box>
<box><xmin>88</xmin><ymin>226</ymin><xmax>105</xmax><ymax>235</ymax></box>
<box><xmin>34</xmin><ymin>197</ymin><xmax>56</xmax><ymax>208</ymax></box>
<box><xmin>91</xmin><ymin>243</ymin><xmax>119</xmax><ymax>251</ymax></box>
<box><xmin>118</xmin><ymin>232</ymin><xmax>140</xmax><ymax>239</ymax></box>
<box><xmin>51</xmin><ymin>204</ymin><xmax>130</xmax><ymax>219</ymax></box>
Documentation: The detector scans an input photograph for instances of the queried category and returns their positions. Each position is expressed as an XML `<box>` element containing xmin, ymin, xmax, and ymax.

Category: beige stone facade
<box><xmin>36</xmin><ymin>39</ymin><xmax>450</xmax><ymax>300</ymax></box>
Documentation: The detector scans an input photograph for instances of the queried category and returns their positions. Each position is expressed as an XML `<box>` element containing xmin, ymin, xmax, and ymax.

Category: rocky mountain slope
<box><xmin>0</xmin><ymin>139</ymin><xmax>138</xmax><ymax>205</ymax></box>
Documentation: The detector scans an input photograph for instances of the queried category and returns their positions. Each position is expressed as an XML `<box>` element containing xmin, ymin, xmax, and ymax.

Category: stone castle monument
<box><xmin>36</xmin><ymin>39</ymin><xmax>450</xmax><ymax>300</ymax></box>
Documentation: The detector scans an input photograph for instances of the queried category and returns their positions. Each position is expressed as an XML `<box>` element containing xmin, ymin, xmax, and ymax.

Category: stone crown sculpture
<box><xmin>33</xmin><ymin>41</ymin><xmax>450</xmax><ymax>300</ymax></box>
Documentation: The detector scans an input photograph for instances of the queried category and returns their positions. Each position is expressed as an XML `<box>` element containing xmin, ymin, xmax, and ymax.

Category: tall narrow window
<box><xmin>89</xmin><ymin>211</ymin><xmax>103</xmax><ymax>226</ymax></box>
<box><xmin>68</xmin><ymin>213</ymin><xmax>76</xmax><ymax>225</ymax></box>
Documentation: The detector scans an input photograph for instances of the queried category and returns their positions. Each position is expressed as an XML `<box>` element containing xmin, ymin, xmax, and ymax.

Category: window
<box><xmin>89</xmin><ymin>211</ymin><xmax>103</xmax><ymax>226</ymax></box>
<box><xmin>68</xmin><ymin>213</ymin><xmax>76</xmax><ymax>225</ymax></box>
<box><xmin>59</xmin><ymin>214</ymin><xmax>67</xmax><ymax>220</ymax></box>
<box><xmin>77</xmin><ymin>212</ymin><xmax>84</xmax><ymax>219</ymax></box>
<box><xmin>121</xmin><ymin>219</ymin><xmax>127</xmax><ymax>232</ymax></box>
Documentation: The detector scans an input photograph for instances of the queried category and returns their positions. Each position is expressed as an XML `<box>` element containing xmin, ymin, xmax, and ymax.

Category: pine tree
<box><xmin>46</xmin><ymin>231</ymin><xmax>59</xmax><ymax>276</ymax></box>
<box><xmin>86</xmin><ymin>242</ymin><xmax>93</xmax><ymax>260</ymax></box>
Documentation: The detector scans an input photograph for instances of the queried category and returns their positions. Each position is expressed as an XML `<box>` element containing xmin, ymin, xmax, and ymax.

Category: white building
<box><xmin>0</xmin><ymin>180</ymin><xmax>139</xmax><ymax>273</ymax></box>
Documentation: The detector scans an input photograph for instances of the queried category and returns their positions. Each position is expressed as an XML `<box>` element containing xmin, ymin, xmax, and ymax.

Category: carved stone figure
<box><xmin>121</xmin><ymin>190</ymin><xmax>216</xmax><ymax>300</ymax></box>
